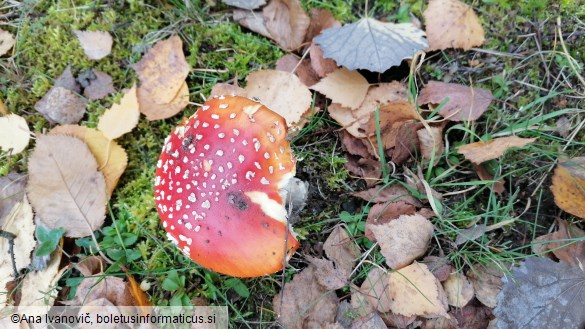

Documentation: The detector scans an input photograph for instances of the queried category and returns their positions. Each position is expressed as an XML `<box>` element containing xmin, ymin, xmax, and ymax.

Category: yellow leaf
<box><xmin>551</xmin><ymin>157</ymin><xmax>585</xmax><ymax>219</ymax></box>
<box><xmin>0</xmin><ymin>113</ymin><xmax>31</xmax><ymax>155</ymax></box>
<box><xmin>98</xmin><ymin>86</ymin><xmax>140</xmax><ymax>139</ymax></box>
<box><xmin>458</xmin><ymin>136</ymin><xmax>536</xmax><ymax>164</ymax></box>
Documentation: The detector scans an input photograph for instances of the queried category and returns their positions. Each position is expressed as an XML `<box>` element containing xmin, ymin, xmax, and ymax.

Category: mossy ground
<box><xmin>1</xmin><ymin>0</ymin><xmax>584</xmax><ymax>327</ymax></box>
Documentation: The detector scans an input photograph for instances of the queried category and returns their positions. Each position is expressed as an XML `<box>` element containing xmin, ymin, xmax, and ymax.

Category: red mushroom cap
<box><xmin>154</xmin><ymin>95</ymin><xmax>299</xmax><ymax>277</ymax></box>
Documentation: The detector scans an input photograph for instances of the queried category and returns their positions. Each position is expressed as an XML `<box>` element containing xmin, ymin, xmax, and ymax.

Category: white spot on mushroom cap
<box><xmin>202</xmin><ymin>200</ymin><xmax>211</xmax><ymax>209</ymax></box>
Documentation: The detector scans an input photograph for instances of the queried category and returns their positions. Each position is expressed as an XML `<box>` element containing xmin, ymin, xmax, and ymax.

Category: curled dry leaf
<box><xmin>244</xmin><ymin>69</ymin><xmax>312</xmax><ymax>127</ymax></box>
<box><xmin>50</xmin><ymin>125</ymin><xmax>128</xmax><ymax>199</ymax></box>
<box><xmin>263</xmin><ymin>0</ymin><xmax>310</xmax><ymax>51</ymax></box>
<box><xmin>458</xmin><ymin>136</ymin><xmax>536</xmax><ymax>164</ymax></box>
<box><xmin>0</xmin><ymin>28</ymin><xmax>16</xmax><ymax>56</ymax></box>
<box><xmin>424</xmin><ymin>0</ymin><xmax>485</xmax><ymax>51</ymax></box>
<box><xmin>34</xmin><ymin>86</ymin><xmax>87</xmax><ymax>124</ymax></box>
<box><xmin>442</xmin><ymin>273</ymin><xmax>475</xmax><ymax>307</ymax></box>
<box><xmin>314</xmin><ymin>18</ymin><xmax>427</xmax><ymax>72</ymax></box>
<box><xmin>368</xmin><ymin>214</ymin><xmax>434</xmax><ymax>269</ymax></box>
<box><xmin>550</xmin><ymin>157</ymin><xmax>585</xmax><ymax>219</ymax></box>
<box><xmin>27</xmin><ymin>135</ymin><xmax>107</xmax><ymax>237</ymax></box>
<box><xmin>74</xmin><ymin>30</ymin><xmax>113</xmax><ymax>60</ymax></box>
<box><xmin>98</xmin><ymin>85</ymin><xmax>140</xmax><ymax>140</ymax></box>
<box><xmin>388</xmin><ymin>262</ymin><xmax>449</xmax><ymax>318</ymax></box>
<box><xmin>418</xmin><ymin>81</ymin><xmax>493</xmax><ymax>122</ymax></box>
<box><xmin>0</xmin><ymin>114</ymin><xmax>31</xmax><ymax>155</ymax></box>
<box><xmin>311</xmin><ymin>68</ymin><xmax>369</xmax><ymax>110</ymax></box>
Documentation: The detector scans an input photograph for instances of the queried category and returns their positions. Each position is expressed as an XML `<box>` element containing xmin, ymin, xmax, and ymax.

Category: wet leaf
<box><xmin>423</xmin><ymin>0</ymin><xmax>485</xmax><ymax>51</ymax></box>
<box><xmin>418</xmin><ymin>81</ymin><xmax>492</xmax><ymax>122</ymax></box>
<box><xmin>0</xmin><ymin>28</ymin><xmax>15</xmax><ymax>56</ymax></box>
<box><xmin>26</xmin><ymin>135</ymin><xmax>107</xmax><ymax>238</ymax></box>
<box><xmin>244</xmin><ymin>69</ymin><xmax>312</xmax><ymax>127</ymax></box>
<box><xmin>494</xmin><ymin>257</ymin><xmax>585</xmax><ymax>329</ymax></box>
<box><xmin>98</xmin><ymin>86</ymin><xmax>140</xmax><ymax>140</ymax></box>
<box><xmin>551</xmin><ymin>157</ymin><xmax>585</xmax><ymax>219</ymax></box>
<box><xmin>442</xmin><ymin>273</ymin><xmax>474</xmax><ymax>307</ymax></box>
<box><xmin>0</xmin><ymin>114</ymin><xmax>31</xmax><ymax>155</ymax></box>
<box><xmin>34</xmin><ymin>86</ymin><xmax>87</xmax><ymax>124</ymax></box>
<box><xmin>458</xmin><ymin>136</ymin><xmax>536</xmax><ymax>164</ymax></box>
<box><xmin>368</xmin><ymin>214</ymin><xmax>434</xmax><ymax>269</ymax></box>
<box><xmin>311</xmin><ymin>67</ymin><xmax>369</xmax><ymax>110</ymax></box>
<box><xmin>74</xmin><ymin>30</ymin><xmax>113</xmax><ymax>60</ymax></box>
<box><xmin>314</xmin><ymin>17</ymin><xmax>427</xmax><ymax>72</ymax></box>
<box><xmin>388</xmin><ymin>262</ymin><xmax>449</xmax><ymax>318</ymax></box>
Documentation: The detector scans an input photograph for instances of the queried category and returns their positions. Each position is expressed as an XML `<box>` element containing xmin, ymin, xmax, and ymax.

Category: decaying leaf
<box><xmin>424</xmin><ymin>0</ymin><xmax>485</xmax><ymax>51</ymax></box>
<box><xmin>418</xmin><ymin>81</ymin><xmax>492</xmax><ymax>122</ymax></box>
<box><xmin>27</xmin><ymin>135</ymin><xmax>107</xmax><ymax>237</ymax></box>
<box><xmin>263</xmin><ymin>0</ymin><xmax>310</xmax><ymax>51</ymax></box>
<box><xmin>0</xmin><ymin>172</ymin><xmax>27</xmax><ymax>223</ymax></box>
<box><xmin>551</xmin><ymin>157</ymin><xmax>585</xmax><ymax>219</ymax></box>
<box><xmin>442</xmin><ymin>273</ymin><xmax>474</xmax><ymax>307</ymax></box>
<box><xmin>223</xmin><ymin>0</ymin><xmax>265</xmax><ymax>10</ymax></box>
<box><xmin>494</xmin><ymin>257</ymin><xmax>585</xmax><ymax>329</ymax></box>
<box><xmin>473</xmin><ymin>163</ymin><xmax>505</xmax><ymax>195</ymax></box>
<box><xmin>422</xmin><ymin>256</ymin><xmax>453</xmax><ymax>282</ymax></box>
<box><xmin>361</xmin><ymin>100</ymin><xmax>421</xmax><ymax>147</ymax></box>
<box><xmin>458</xmin><ymin>136</ymin><xmax>536</xmax><ymax>164</ymax></box>
<box><xmin>98</xmin><ymin>86</ymin><xmax>140</xmax><ymax>140</ymax></box>
<box><xmin>344</xmin><ymin>157</ymin><xmax>381</xmax><ymax>187</ymax></box>
<box><xmin>366</xmin><ymin>201</ymin><xmax>417</xmax><ymax>240</ymax></box>
<box><xmin>357</xmin><ymin>267</ymin><xmax>392</xmax><ymax>312</ymax></box>
<box><xmin>50</xmin><ymin>125</ymin><xmax>128</xmax><ymax>198</ymax></box>
<box><xmin>534</xmin><ymin>219</ymin><xmax>585</xmax><ymax>267</ymax></box>
<box><xmin>34</xmin><ymin>86</ymin><xmax>87</xmax><ymax>124</ymax></box>
<box><xmin>19</xmin><ymin>250</ymin><xmax>67</xmax><ymax>309</ymax></box>
<box><xmin>67</xmin><ymin>259</ymin><xmax>134</xmax><ymax>306</ymax></box>
<box><xmin>0</xmin><ymin>114</ymin><xmax>31</xmax><ymax>155</ymax></box>
<box><xmin>417</xmin><ymin>126</ymin><xmax>444</xmax><ymax>165</ymax></box>
<box><xmin>0</xmin><ymin>198</ymin><xmax>35</xmax><ymax>305</ymax></box>
<box><xmin>55</xmin><ymin>66</ymin><xmax>81</xmax><ymax>93</ymax></box>
<box><xmin>273</xmin><ymin>265</ymin><xmax>338</xmax><ymax>329</ymax></box>
<box><xmin>309</xmin><ymin>256</ymin><xmax>348</xmax><ymax>290</ymax></box>
<box><xmin>353</xmin><ymin>184</ymin><xmax>421</xmax><ymax>206</ymax></box>
<box><xmin>82</xmin><ymin>70</ymin><xmax>115</xmax><ymax>100</ymax></box>
<box><xmin>314</xmin><ymin>18</ymin><xmax>427</xmax><ymax>72</ymax></box>
<box><xmin>134</xmin><ymin>36</ymin><xmax>190</xmax><ymax>120</ymax></box>
<box><xmin>323</xmin><ymin>225</ymin><xmax>359</xmax><ymax>276</ymax></box>
<box><xmin>0</xmin><ymin>28</ymin><xmax>15</xmax><ymax>56</ymax></box>
<box><xmin>388</xmin><ymin>262</ymin><xmax>449</xmax><ymax>318</ymax></box>
<box><xmin>244</xmin><ymin>69</ymin><xmax>312</xmax><ymax>127</ymax></box>
<box><xmin>309</xmin><ymin>43</ymin><xmax>338</xmax><ymax>78</ymax></box>
<box><xmin>467</xmin><ymin>262</ymin><xmax>508</xmax><ymax>308</ymax></box>
<box><xmin>368</xmin><ymin>214</ymin><xmax>434</xmax><ymax>269</ymax></box>
<box><xmin>74</xmin><ymin>30</ymin><xmax>113</xmax><ymax>60</ymax></box>
<box><xmin>276</xmin><ymin>54</ymin><xmax>320</xmax><ymax>87</ymax></box>
<box><xmin>311</xmin><ymin>68</ymin><xmax>369</xmax><ymax>110</ymax></box>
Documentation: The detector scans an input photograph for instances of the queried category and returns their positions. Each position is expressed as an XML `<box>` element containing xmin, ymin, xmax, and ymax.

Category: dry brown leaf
<box><xmin>74</xmin><ymin>30</ymin><xmax>113</xmax><ymax>60</ymax></box>
<box><xmin>309</xmin><ymin>256</ymin><xmax>348</xmax><ymax>290</ymax></box>
<box><xmin>352</xmin><ymin>184</ymin><xmax>421</xmax><ymax>206</ymax></box>
<box><xmin>366</xmin><ymin>201</ymin><xmax>417</xmax><ymax>241</ymax></box>
<box><xmin>473</xmin><ymin>163</ymin><xmax>505</xmax><ymax>195</ymax></box>
<box><xmin>450</xmin><ymin>304</ymin><xmax>493</xmax><ymax>329</ymax></box>
<box><xmin>344</xmin><ymin>157</ymin><xmax>381</xmax><ymax>187</ymax></box>
<box><xmin>551</xmin><ymin>157</ymin><xmax>585</xmax><ymax>219</ymax></box>
<box><xmin>351</xmin><ymin>312</ymin><xmax>387</xmax><ymax>328</ymax></box>
<box><xmin>209</xmin><ymin>82</ymin><xmax>246</xmax><ymax>98</ymax></box>
<box><xmin>0</xmin><ymin>172</ymin><xmax>27</xmax><ymax>224</ymax></box>
<box><xmin>422</xmin><ymin>256</ymin><xmax>454</xmax><ymax>282</ymax></box>
<box><xmin>273</xmin><ymin>265</ymin><xmax>338</xmax><ymax>329</ymax></box>
<box><xmin>388</xmin><ymin>262</ymin><xmax>449</xmax><ymax>318</ymax></box>
<box><xmin>134</xmin><ymin>35</ymin><xmax>190</xmax><ymax>105</ymax></box>
<box><xmin>443</xmin><ymin>273</ymin><xmax>474</xmax><ymax>307</ymax></box>
<box><xmin>358</xmin><ymin>267</ymin><xmax>392</xmax><ymax>313</ymax></box>
<box><xmin>423</xmin><ymin>0</ymin><xmax>485</xmax><ymax>51</ymax></box>
<box><xmin>0</xmin><ymin>114</ymin><xmax>30</xmax><ymax>155</ymax></box>
<box><xmin>70</xmin><ymin>276</ymin><xmax>133</xmax><ymax>306</ymax></box>
<box><xmin>458</xmin><ymin>136</ymin><xmax>536</xmax><ymax>164</ymax></box>
<box><xmin>83</xmin><ymin>70</ymin><xmax>115</xmax><ymax>100</ymax></box>
<box><xmin>305</xmin><ymin>8</ymin><xmax>341</xmax><ymax>42</ymax></box>
<box><xmin>26</xmin><ymin>135</ymin><xmax>107</xmax><ymax>237</ymax></box>
<box><xmin>369</xmin><ymin>214</ymin><xmax>434</xmax><ymax>269</ymax></box>
<box><xmin>340</xmin><ymin>131</ymin><xmax>371</xmax><ymax>158</ymax></box>
<box><xmin>311</xmin><ymin>68</ymin><xmax>369</xmax><ymax>110</ymax></box>
<box><xmin>0</xmin><ymin>98</ymin><xmax>6</xmax><ymax>115</ymax></box>
<box><xmin>417</xmin><ymin>126</ymin><xmax>444</xmax><ymax>165</ymax></box>
<box><xmin>421</xmin><ymin>315</ymin><xmax>458</xmax><ymax>329</ymax></box>
<box><xmin>362</xmin><ymin>100</ymin><xmax>420</xmax><ymax>147</ymax></box>
<box><xmin>34</xmin><ymin>86</ymin><xmax>87</xmax><ymax>124</ymax></box>
<box><xmin>138</xmin><ymin>80</ymin><xmax>190</xmax><ymax>121</ymax></box>
<box><xmin>392</xmin><ymin>122</ymin><xmax>423</xmax><ymax>165</ymax></box>
<box><xmin>262</xmin><ymin>0</ymin><xmax>310</xmax><ymax>51</ymax></box>
<box><xmin>323</xmin><ymin>225</ymin><xmax>359</xmax><ymax>275</ymax></box>
<box><xmin>126</xmin><ymin>272</ymin><xmax>151</xmax><ymax>307</ymax></box>
<box><xmin>55</xmin><ymin>66</ymin><xmax>80</xmax><ymax>93</ymax></box>
<box><xmin>244</xmin><ymin>69</ymin><xmax>312</xmax><ymax>127</ymax></box>
<box><xmin>0</xmin><ymin>198</ymin><xmax>35</xmax><ymax>306</ymax></box>
<box><xmin>310</xmin><ymin>43</ymin><xmax>338</xmax><ymax>78</ymax></box>
<box><xmin>233</xmin><ymin>10</ymin><xmax>272</xmax><ymax>39</ymax></box>
<box><xmin>467</xmin><ymin>262</ymin><xmax>507</xmax><ymax>308</ymax></box>
<box><xmin>536</xmin><ymin>219</ymin><xmax>585</xmax><ymax>267</ymax></box>
<box><xmin>418</xmin><ymin>81</ymin><xmax>492</xmax><ymax>122</ymax></box>
<box><xmin>98</xmin><ymin>86</ymin><xmax>140</xmax><ymax>140</ymax></box>
<box><xmin>0</xmin><ymin>29</ymin><xmax>15</xmax><ymax>56</ymax></box>
<box><xmin>19</xmin><ymin>250</ymin><xmax>67</xmax><ymax>309</ymax></box>
<box><xmin>50</xmin><ymin>125</ymin><xmax>128</xmax><ymax>199</ymax></box>
<box><xmin>276</xmin><ymin>54</ymin><xmax>320</xmax><ymax>87</ymax></box>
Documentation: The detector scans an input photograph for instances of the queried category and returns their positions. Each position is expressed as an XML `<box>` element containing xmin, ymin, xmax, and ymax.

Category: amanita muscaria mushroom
<box><xmin>154</xmin><ymin>95</ymin><xmax>299</xmax><ymax>277</ymax></box>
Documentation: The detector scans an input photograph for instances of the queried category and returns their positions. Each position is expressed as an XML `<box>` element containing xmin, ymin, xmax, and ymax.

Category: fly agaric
<box><xmin>154</xmin><ymin>95</ymin><xmax>300</xmax><ymax>277</ymax></box>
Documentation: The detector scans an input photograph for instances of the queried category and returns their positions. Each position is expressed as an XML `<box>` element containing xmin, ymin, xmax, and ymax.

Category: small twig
<box><xmin>0</xmin><ymin>230</ymin><xmax>18</xmax><ymax>278</ymax></box>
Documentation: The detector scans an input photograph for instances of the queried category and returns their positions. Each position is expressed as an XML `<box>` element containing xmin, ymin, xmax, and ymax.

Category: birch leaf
<box><xmin>98</xmin><ymin>86</ymin><xmax>140</xmax><ymax>140</ymax></box>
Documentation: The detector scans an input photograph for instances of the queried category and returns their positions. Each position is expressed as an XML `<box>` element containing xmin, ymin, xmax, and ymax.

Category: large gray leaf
<box><xmin>494</xmin><ymin>257</ymin><xmax>585</xmax><ymax>329</ymax></box>
<box><xmin>314</xmin><ymin>17</ymin><xmax>427</xmax><ymax>72</ymax></box>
